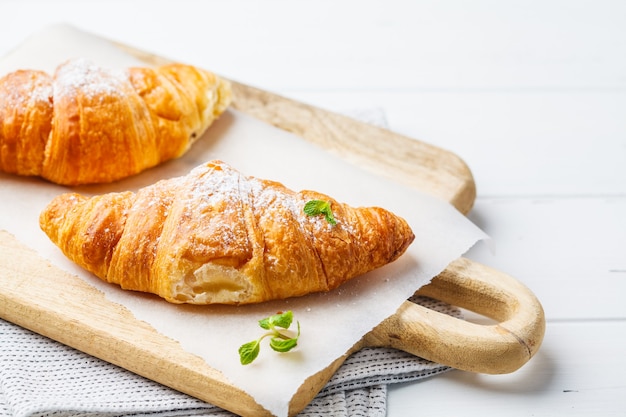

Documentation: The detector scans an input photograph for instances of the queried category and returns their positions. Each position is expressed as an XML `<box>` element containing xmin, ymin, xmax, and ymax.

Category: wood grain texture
<box><xmin>387</xmin><ymin>258</ymin><xmax>545</xmax><ymax>374</ymax></box>
<box><xmin>227</xmin><ymin>81</ymin><xmax>477</xmax><ymax>215</ymax></box>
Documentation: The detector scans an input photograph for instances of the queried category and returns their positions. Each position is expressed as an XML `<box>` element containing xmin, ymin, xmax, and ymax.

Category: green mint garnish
<box><xmin>303</xmin><ymin>200</ymin><xmax>337</xmax><ymax>225</ymax></box>
<box><xmin>238</xmin><ymin>311</ymin><xmax>300</xmax><ymax>365</ymax></box>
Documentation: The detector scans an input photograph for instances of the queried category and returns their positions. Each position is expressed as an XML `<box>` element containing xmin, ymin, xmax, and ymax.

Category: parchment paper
<box><xmin>0</xmin><ymin>25</ymin><xmax>487</xmax><ymax>417</ymax></box>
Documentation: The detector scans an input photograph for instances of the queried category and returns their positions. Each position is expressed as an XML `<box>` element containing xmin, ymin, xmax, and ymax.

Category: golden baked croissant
<box><xmin>0</xmin><ymin>58</ymin><xmax>231</xmax><ymax>185</ymax></box>
<box><xmin>39</xmin><ymin>160</ymin><xmax>415</xmax><ymax>305</ymax></box>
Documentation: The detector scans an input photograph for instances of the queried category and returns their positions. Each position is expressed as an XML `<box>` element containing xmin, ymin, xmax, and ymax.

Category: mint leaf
<box><xmin>238</xmin><ymin>340</ymin><xmax>261</xmax><ymax>365</ymax></box>
<box><xmin>258</xmin><ymin>317</ymin><xmax>271</xmax><ymax>330</ymax></box>
<box><xmin>323</xmin><ymin>209</ymin><xmax>336</xmax><ymax>225</ymax></box>
<box><xmin>269</xmin><ymin>311</ymin><xmax>293</xmax><ymax>329</ymax></box>
<box><xmin>303</xmin><ymin>200</ymin><xmax>327</xmax><ymax>216</ymax></box>
<box><xmin>238</xmin><ymin>311</ymin><xmax>301</xmax><ymax>365</ymax></box>
<box><xmin>304</xmin><ymin>200</ymin><xmax>337</xmax><ymax>225</ymax></box>
<box><xmin>270</xmin><ymin>337</ymin><xmax>298</xmax><ymax>352</ymax></box>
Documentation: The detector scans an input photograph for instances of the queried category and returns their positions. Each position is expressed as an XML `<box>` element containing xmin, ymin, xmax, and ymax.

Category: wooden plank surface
<box><xmin>1</xmin><ymin>1</ymin><xmax>623</xmax><ymax>416</ymax></box>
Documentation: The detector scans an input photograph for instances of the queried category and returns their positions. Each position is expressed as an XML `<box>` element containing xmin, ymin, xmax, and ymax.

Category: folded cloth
<box><xmin>0</xmin><ymin>296</ymin><xmax>458</xmax><ymax>417</ymax></box>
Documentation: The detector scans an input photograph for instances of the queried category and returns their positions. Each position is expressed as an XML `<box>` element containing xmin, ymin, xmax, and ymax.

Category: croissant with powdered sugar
<box><xmin>39</xmin><ymin>160</ymin><xmax>415</xmax><ymax>305</ymax></box>
<box><xmin>0</xmin><ymin>59</ymin><xmax>230</xmax><ymax>185</ymax></box>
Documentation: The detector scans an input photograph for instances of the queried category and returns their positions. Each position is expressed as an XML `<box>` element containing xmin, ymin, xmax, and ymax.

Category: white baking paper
<box><xmin>0</xmin><ymin>24</ymin><xmax>487</xmax><ymax>417</ymax></box>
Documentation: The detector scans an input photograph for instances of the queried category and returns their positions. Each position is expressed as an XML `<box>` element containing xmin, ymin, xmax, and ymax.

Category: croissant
<box><xmin>0</xmin><ymin>58</ymin><xmax>231</xmax><ymax>185</ymax></box>
<box><xmin>39</xmin><ymin>160</ymin><xmax>415</xmax><ymax>305</ymax></box>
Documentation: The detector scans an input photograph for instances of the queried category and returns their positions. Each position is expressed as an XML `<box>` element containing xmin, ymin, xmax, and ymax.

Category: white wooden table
<box><xmin>1</xmin><ymin>1</ymin><xmax>624</xmax><ymax>415</ymax></box>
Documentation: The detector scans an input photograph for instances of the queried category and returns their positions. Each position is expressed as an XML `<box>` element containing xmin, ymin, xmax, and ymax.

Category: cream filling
<box><xmin>172</xmin><ymin>262</ymin><xmax>252</xmax><ymax>304</ymax></box>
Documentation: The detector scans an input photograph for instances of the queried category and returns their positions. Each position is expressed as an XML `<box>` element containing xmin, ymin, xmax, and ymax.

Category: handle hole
<box><xmin>458</xmin><ymin>308</ymin><xmax>499</xmax><ymax>325</ymax></box>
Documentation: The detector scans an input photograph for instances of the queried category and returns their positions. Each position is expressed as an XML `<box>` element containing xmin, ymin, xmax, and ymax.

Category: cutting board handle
<box><xmin>363</xmin><ymin>257</ymin><xmax>545</xmax><ymax>374</ymax></box>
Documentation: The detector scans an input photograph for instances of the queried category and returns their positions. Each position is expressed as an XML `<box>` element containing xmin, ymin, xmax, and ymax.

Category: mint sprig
<box><xmin>303</xmin><ymin>200</ymin><xmax>337</xmax><ymax>225</ymax></box>
<box><xmin>238</xmin><ymin>311</ymin><xmax>301</xmax><ymax>365</ymax></box>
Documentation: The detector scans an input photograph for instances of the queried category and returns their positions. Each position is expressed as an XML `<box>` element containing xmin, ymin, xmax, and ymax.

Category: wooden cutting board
<box><xmin>0</xmin><ymin>37</ymin><xmax>545</xmax><ymax>417</ymax></box>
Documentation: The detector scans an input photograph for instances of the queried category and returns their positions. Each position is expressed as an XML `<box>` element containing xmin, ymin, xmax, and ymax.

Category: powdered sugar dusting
<box><xmin>250</xmin><ymin>179</ymin><xmax>299</xmax><ymax>225</ymax></box>
<box><xmin>29</xmin><ymin>77</ymin><xmax>53</xmax><ymax>105</ymax></box>
<box><xmin>183</xmin><ymin>162</ymin><xmax>290</xmax><ymax>214</ymax></box>
<box><xmin>53</xmin><ymin>58</ymin><xmax>129</xmax><ymax>101</ymax></box>
<box><xmin>149</xmin><ymin>161</ymin><xmax>354</xmax><ymax>249</ymax></box>
<box><xmin>176</xmin><ymin>162</ymin><xmax>305</xmax><ymax>238</ymax></box>
<box><xmin>0</xmin><ymin>70</ymin><xmax>52</xmax><ymax>112</ymax></box>
<box><xmin>187</xmin><ymin>162</ymin><xmax>245</xmax><ymax>216</ymax></box>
